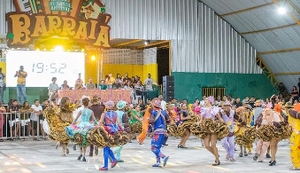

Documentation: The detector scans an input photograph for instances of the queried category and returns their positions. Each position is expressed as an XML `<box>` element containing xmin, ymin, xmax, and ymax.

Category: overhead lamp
<box><xmin>278</xmin><ymin>6</ymin><xmax>287</xmax><ymax>14</ymax></box>
<box><xmin>91</xmin><ymin>55</ymin><xmax>96</xmax><ymax>61</ymax></box>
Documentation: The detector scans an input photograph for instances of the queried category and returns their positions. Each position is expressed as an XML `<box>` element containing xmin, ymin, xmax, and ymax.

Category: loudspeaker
<box><xmin>162</xmin><ymin>76</ymin><xmax>174</xmax><ymax>102</ymax></box>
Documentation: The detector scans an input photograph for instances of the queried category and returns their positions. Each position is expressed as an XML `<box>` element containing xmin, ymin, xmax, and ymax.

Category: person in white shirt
<box><xmin>31</xmin><ymin>99</ymin><xmax>42</xmax><ymax>139</ymax></box>
<box><xmin>159</xmin><ymin>95</ymin><xmax>166</xmax><ymax>111</ymax></box>
<box><xmin>48</xmin><ymin>77</ymin><xmax>59</xmax><ymax>102</ymax></box>
<box><xmin>144</xmin><ymin>73</ymin><xmax>157</xmax><ymax>91</ymax></box>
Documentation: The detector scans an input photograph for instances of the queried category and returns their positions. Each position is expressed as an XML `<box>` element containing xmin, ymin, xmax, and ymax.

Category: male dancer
<box><xmin>220</xmin><ymin>101</ymin><xmax>236</xmax><ymax>161</ymax></box>
<box><xmin>149</xmin><ymin>98</ymin><xmax>169</xmax><ymax>167</ymax></box>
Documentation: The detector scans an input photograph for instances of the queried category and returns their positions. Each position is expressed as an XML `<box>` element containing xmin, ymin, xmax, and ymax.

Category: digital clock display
<box><xmin>6</xmin><ymin>51</ymin><xmax>85</xmax><ymax>87</ymax></box>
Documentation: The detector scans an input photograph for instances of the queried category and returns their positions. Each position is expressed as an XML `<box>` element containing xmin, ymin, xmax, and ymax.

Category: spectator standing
<box><xmin>278</xmin><ymin>82</ymin><xmax>287</xmax><ymax>96</ymax></box>
<box><xmin>144</xmin><ymin>73</ymin><xmax>157</xmax><ymax>91</ymax></box>
<box><xmin>20</xmin><ymin>101</ymin><xmax>31</xmax><ymax>138</ymax></box>
<box><xmin>48</xmin><ymin>77</ymin><xmax>59</xmax><ymax>102</ymax></box>
<box><xmin>249</xmin><ymin>96</ymin><xmax>255</xmax><ymax>108</ymax></box>
<box><xmin>14</xmin><ymin>66</ymin><xmax>27</xmax><ymax>103</ymax></box>
<box><xmin>0</xmin><ymin>68</ymin><xmax>5</xmax><ymax>103</ymax></box>
<box><xmin>86</xmin><ymin>77</ymin><xmax>96</xmax><ymax>90</ymax></box>
<box><xmin>31</xmin><ymin>99</ymin><xmax>42</xmax><ymax>139</ymax></box>
<box><xmin>291</xmin><ymin>86</ymin><xmax>299</xmax><ymax>102</ymax></box>
<box><xmin>60</xmin><ymin>80</ymin><xmax>70</xmax><ymax>90</ymax></box>
<box><xmin>41</xmin><ymin>99</ymin><xmax>49</xmax><ymax>139</ymax></box>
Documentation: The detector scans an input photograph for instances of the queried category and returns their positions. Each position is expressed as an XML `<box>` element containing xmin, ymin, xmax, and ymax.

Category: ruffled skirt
<box><xmin>190</xmin><ymin>118</ymin><xmax>229</xmax><ymax>140</ymax></box>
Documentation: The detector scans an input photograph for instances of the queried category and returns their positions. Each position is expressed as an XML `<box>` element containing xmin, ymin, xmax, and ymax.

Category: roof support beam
<box><xmin>137</xmin><ymin>41</ymin><xmax>169</xmax><ymax>49</ymax></box>
<box><xmin>240</xmin><ymin>23</ymin><xmax>297</xmax><ymax>35</ymax></box>
<box><xmin>273</xmin><ymin>0</ymin><xmax>300</xmax><ymax>26</ymax></box>
<box><xmin>220</xmin><ymin>2</ymin><xmax>274</xmax><ymax>17</ymax></box>
<box><xmin>274</xmin><ymin>72</ymin><xmax>300</xmax><ymax>76</ymax></box>
<box><xmin>258</xmin><ymin>47</ymin><xmax>300</xmax><ymax>55</ymax></box>
<box><xmin>113</xmin><ymin>39</ymin><xmax>143</xmax><ymax>47</ymax></box>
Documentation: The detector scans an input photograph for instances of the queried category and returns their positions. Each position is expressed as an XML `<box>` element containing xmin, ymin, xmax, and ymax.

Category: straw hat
<box><xmin>254</xmin><ymin>100</ymin><xmax>262</xmax><ymax>106</ymax></box>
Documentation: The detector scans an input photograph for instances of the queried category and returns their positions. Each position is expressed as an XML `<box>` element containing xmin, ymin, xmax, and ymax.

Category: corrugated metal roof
<box><xmin>202</xmin><ymin>0</ymin><xmax>300</xmax><ymax>91</ymax></box>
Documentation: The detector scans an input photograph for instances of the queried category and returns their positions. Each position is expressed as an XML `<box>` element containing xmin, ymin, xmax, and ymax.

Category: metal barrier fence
<box><xmin>0</xmin><ymin>112</ymin><xmax>47</xmax><ymax>141</ymax></box>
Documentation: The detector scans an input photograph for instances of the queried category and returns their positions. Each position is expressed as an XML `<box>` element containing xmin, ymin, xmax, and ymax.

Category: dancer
<box><xmin>220</xmin><ymin>101</ymin><xmax>236</xmax><ymax>161</ymax></box>
<box><xmin>177</xmin><ymin>104</ymin><xmax>191</xmax><ymax>149</ymax></box>
<box><xmin>98</xmin><ymin>101</ymin><xmax>123</xmax><ymax>171</ymax></box>
<box><xmin>129</xmin><ymin>105</ymin><xmax>143</xmax><ymax>141</ymax></box>
<box><xmin>253</xmin><ymin>104</ymin><xmax>283</xmax><ymax>164</ymax></box>
<box><xmin>137</xmin><ymin>103</ymin><xmax>153</xmax><ymax>144</ymax></box>
<box><xmin>66</xmin><ymin>98</ymin><xmax>97</xmax><ymax>162</ymax></box>
<box><xmin>234</xmin><ymin>107</ymin><xmax>249</xmax><ymax>157</ymax></box>
<box><xmin>112</xmin><ymin>100</ymin><xmax>129</xmax><ymax>162</ymax></box>
<box><xmin>149</xmin><ymin>98</ymin><xmax>169</xmax><ymax>167</ymax></box>
<box><xmin>44</xmin><ymin>97</ymin><xmax>73</xmax><ymax>156</ymax></box>
<box><xmin>283</xmin><ymin>103</ymin><xmax>300</xmax><ymax>170</ymax></box>
<box><xmin>198</xmin><ymin>96</ymin><xmax>227</xmax><ymax>166</ymax></box>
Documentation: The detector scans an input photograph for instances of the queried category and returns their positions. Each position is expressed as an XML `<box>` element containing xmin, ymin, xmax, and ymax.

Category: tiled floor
<box><xmin>0</xmin><ymin>137</ymin><xmax>294</xmax><ymax>173</ymax></box>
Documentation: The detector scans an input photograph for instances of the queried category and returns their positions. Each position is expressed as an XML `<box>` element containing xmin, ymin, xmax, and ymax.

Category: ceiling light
<box><xmin>278</xmin><ymin>7</ymin><xmax>287</xmax><ymax>14</ymax></box>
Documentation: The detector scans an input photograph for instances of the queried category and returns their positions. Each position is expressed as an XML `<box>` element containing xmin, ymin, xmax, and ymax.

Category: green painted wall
<box><xmin>172</xmin><ymin>72</ymin><xmax>277</xmax><ymax>102</ymax></box>
<box><xmin>4</xmin><ymin>87</ymin><xmax>48</xmax><ymax>104</ymax></box>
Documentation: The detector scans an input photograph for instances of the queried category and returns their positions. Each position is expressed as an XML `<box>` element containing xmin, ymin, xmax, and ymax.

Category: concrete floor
<box><xmin>0</xmin><ymin>136</ymin><xmax>295</xmax><ymax>173</ymax></box>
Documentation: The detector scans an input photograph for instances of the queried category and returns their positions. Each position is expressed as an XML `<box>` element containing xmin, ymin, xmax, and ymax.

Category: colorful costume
<box><xmin>221</xmin><ymin>109</ymin><xmax>235</xmax><ymax>160</ymax></box>
<box><xmin>190</xmin><ymin>106</ymin><xmax>229</xmax><ymax>140</ymax></box>
<box><xmin>112</xmin><ymin>100</ymin><xmax>129</xmax><ymax>162</ymax></box>
<box><xmin>66</xmin><ymin>108</ymin><xmax>95</xmax><ymax>146</ymax></box>
<box><xmin>137</xmin><ymin>106</ymin><xmax>152</xmax><ymax>144</ymax></box>
<box><xmin>287</xmin><ymin>109</ymin><xmax>300</xmax><ymax>169</ymax></box>
<box><xmin>129</xmin><ymin>109</ymin><xmax>143</xmax><ymax>133</ymax></box>
<box><xmin>149</xmin><ymin>99</ymin><xmax>169</xmax><ymax>167</ymax></box>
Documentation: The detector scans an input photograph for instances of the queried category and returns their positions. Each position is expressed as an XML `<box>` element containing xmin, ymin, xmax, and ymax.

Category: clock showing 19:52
<box><xmin>32</xmin><ymin>63</ymin><xmax>67</xmax><ymax>74</ymax></box>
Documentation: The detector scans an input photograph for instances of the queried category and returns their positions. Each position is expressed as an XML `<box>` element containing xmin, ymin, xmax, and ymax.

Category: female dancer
<box><xmin>178</xmin><ymin>104</ymin><xmax>191</xmax><ymax>148</ymax></box>
<box><xmin>44</xmin><ymin>97</ymin><xmax>73</xmax><ymax>156</ymax></box>
<box><xmin>66</xmin><ymin>98</ymin><xmax>96</xmax><ymax>162</ymax></box>
<box><xmin>137</xmin><ymin>102</ymin><xmax>153</xmax><ymax>144</ymax></box>
<box><xmin>98</xmin><ymin>101</ymin><xmax>123</xmax><ymax>171</ymax></box>
<box><xmin>129</xmin><ymin>105</ymin><xmax>143</xmax><ymax>141</ymax></box>
<box><xmin>112</xmin><ymin>100</ymin><xmax>129</xmax><ymax>162</ymax></box>
<box><xmin>200</xmin><ymin>96</ymin><xmax>223</xmax><ymax>166</ymax></box>
<box><xmin>254</xmin><ymin>105</ymin><xmax>283</xmax><ymax>165</ymax></box>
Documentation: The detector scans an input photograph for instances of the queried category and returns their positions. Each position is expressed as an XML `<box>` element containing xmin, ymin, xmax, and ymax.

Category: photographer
<box><xmin>14</xmin><ymin>66</ymin><xmax>28</xmax><ymax>103</ymax></box>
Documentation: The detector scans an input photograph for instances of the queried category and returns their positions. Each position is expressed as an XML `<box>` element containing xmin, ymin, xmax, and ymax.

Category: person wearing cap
<box><xmin>284</xmin><ymin>102</ymin><xmax>300</xmax><ymax>170</ymax></box>
<box><xmin>149</xmin><ymin>98</ymin><xmax>169</xmax><ymax>167</ymax></box>
<box><xmin>98</xmin><ymin>101</ymin><xmax>123</xmax><ymax>171</ymax></box>
<box><xmin>220</xmin><ymin>101</ymin><xmax>236</xmax><ymax>161</ymax></box>
<box><xmin>112</xmin><ymin>100</ymin><xmax>129</xmax><ymax>162</ymax></box>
